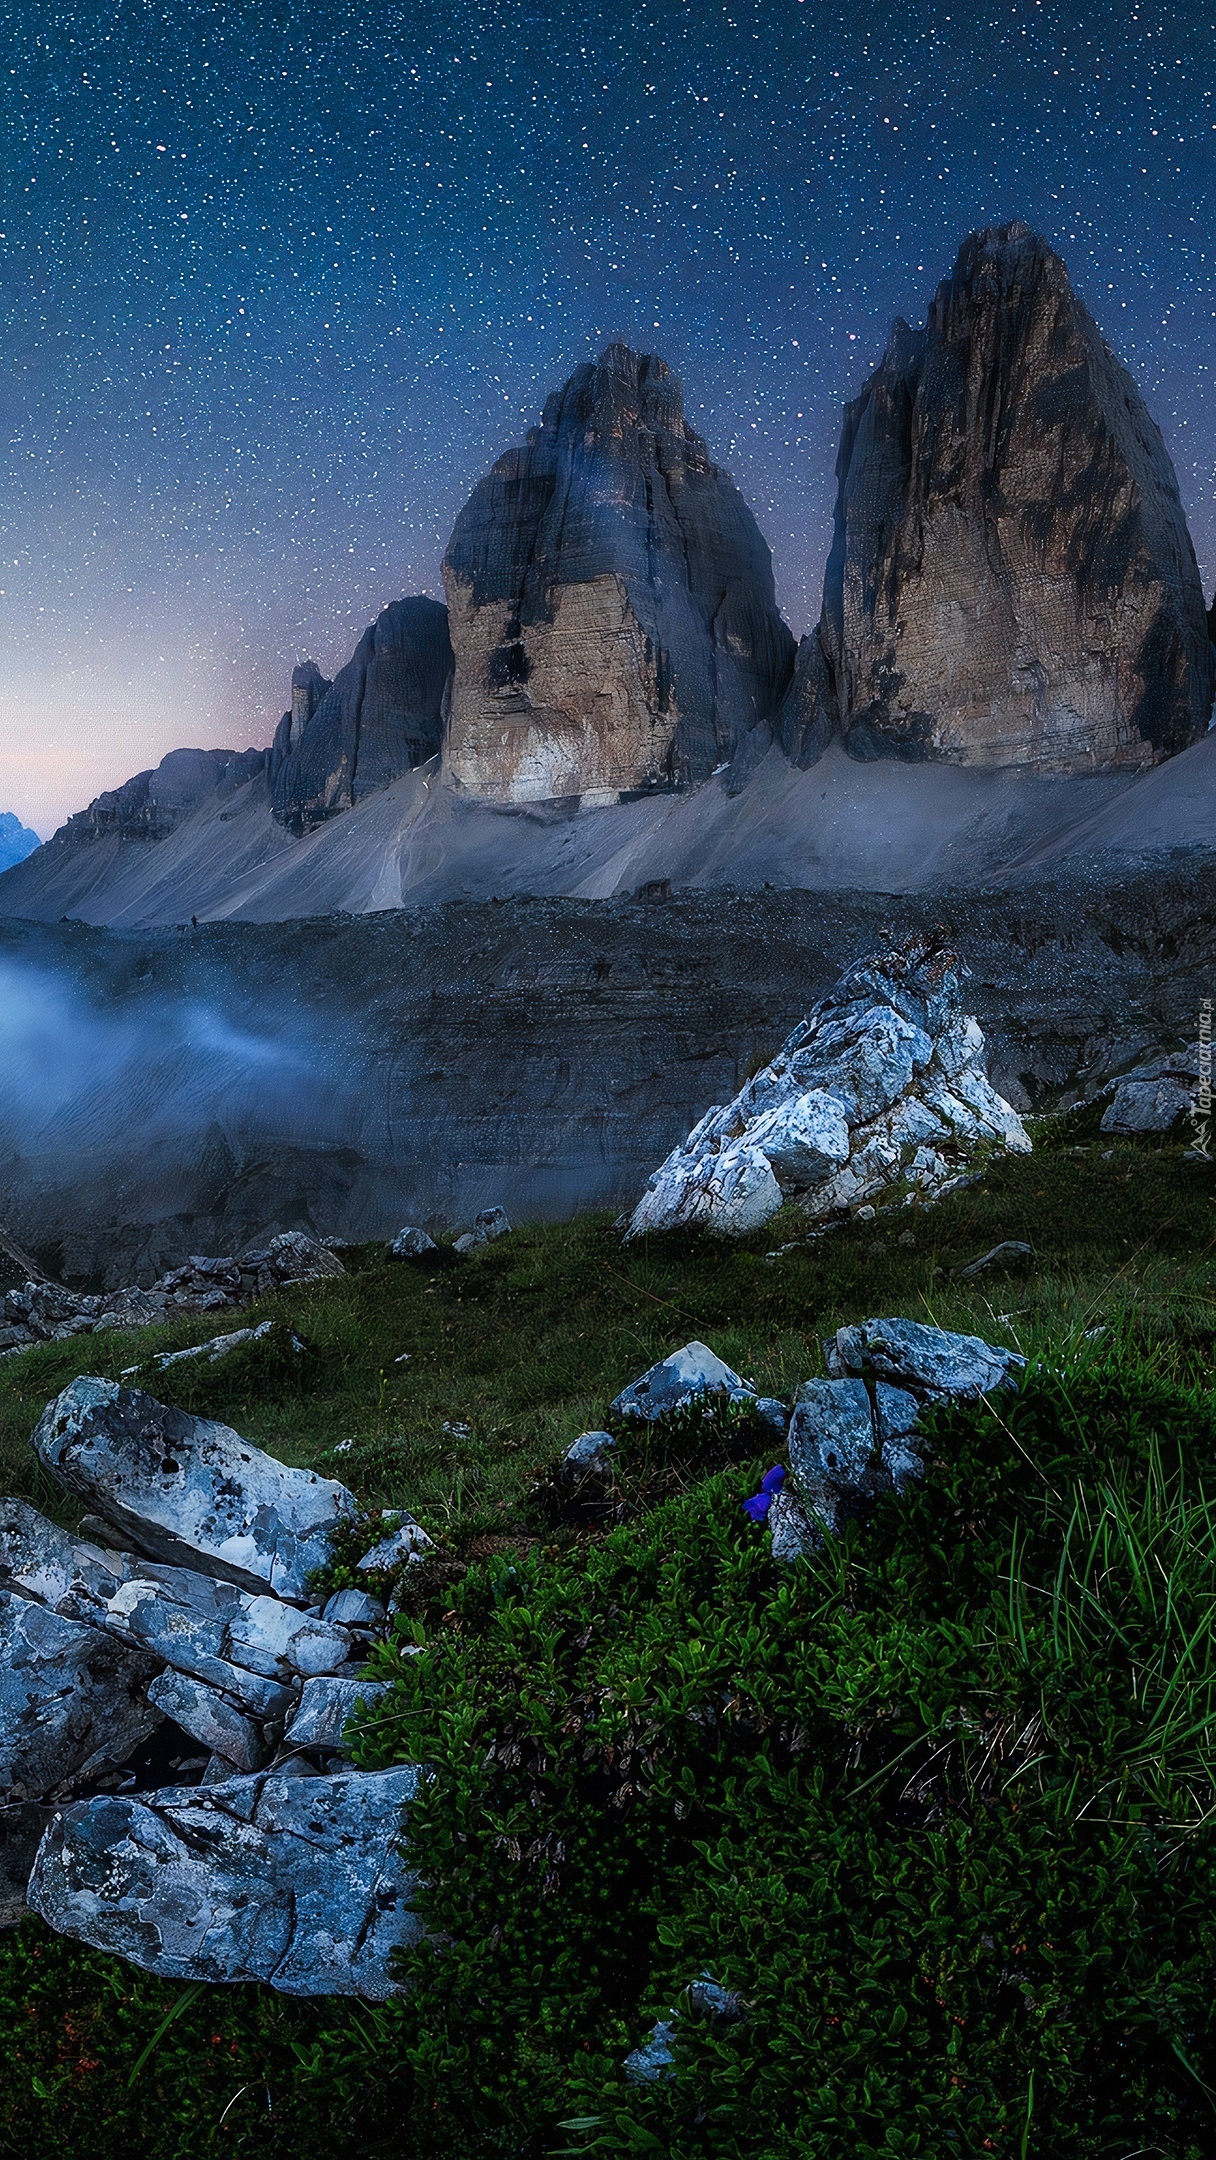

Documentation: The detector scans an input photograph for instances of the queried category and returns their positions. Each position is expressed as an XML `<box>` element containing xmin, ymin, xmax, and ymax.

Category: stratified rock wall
<box><xmin>272</xmin><ymin>598</ymin><xmax>453</xmax><ymax>833</ymax></box>
<box><xmin>53</xmin><ymin>748</ymin><xmax>268</xmax><ymax>846</ymax></box>
<box><xmin>792</xmin><ymin>223</ymin><xmax>1213</xmax><ymax>771</ymax></box>
<box><xmin>442</xmin><ymin>342</ymin><xmax>795</xmax><ymax>803</ymax></box>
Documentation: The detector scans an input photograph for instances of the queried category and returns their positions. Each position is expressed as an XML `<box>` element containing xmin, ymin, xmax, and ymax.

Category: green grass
<box><xmin>0</xmin><ymin>1129</ymin><xmax>1215</xmax><ymax>2156</ymax></box>
<box><xmin>2</xmin><ymin>1128</ymin><xmax>1213</xmax><ymax>1542</ymax></box>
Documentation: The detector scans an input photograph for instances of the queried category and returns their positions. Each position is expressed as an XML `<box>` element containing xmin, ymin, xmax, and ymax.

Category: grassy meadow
<box><xmin>1</xmin><ymin>1116</ymin><xmax>1215</xmax><ymax>2155</ymax></box>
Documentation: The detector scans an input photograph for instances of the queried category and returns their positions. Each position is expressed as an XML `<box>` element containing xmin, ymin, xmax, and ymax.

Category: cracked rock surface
<box><xmin>31</xmin><ymin>1376</ymin><xmax>358</xmax><ymax>1600</ymax></box>
<box><xmin>0</xmin><ymin>1591</ymin><xmax>160</xmax><ymax>1803</ymax></box>
<box><xmin>27</xmin><ymin>1765</ymin><xmax>425</xmax><ymax>1997</ymax></box>
<box><xmin>627</xmin><ymin>936</ymin><xmax>1029</xmax><ymax>1239</ymax></box>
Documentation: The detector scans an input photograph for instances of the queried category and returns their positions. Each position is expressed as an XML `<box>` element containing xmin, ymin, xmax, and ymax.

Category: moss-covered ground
<box><xmin>1</xmin><ymin>1118</ymin><xmax>1215</xmax><ymax>2155</ymax></box>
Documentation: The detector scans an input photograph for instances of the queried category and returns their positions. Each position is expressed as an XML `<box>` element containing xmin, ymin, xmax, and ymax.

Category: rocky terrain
<box><xmin>782</xmin><ymin>222</ymin><xmax>1214</xmax><ymax>770</ymax></box>
<box><xmin>0</xmin><ymin>1303</ymin><xmax>1035</xmax><ymax>1996</ymax></box>
<box><xmin>0</xmin><ymin>858</ymin><xmax>1212</xmax><ymax>1282</ymax></box>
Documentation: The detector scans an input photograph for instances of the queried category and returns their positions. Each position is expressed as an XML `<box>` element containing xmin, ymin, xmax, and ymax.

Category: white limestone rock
<box><xmin>145</xmin><ymin>1669</ymin><xmax>264</xmax><ymax>1772</ymax></box>
<box><xmin>27</xmin><ymin>1765</ymin><xmax>426</xmax><ymax>1997</ymax></box>
<box><xmin>610</xmin><ymin>1341</ymin><xmax>753</xmax><ymax>1422</ymax></box>
<box><xmin>626</xmin><ymin>938</ymin><xmax>1030</xmax><ymax>1240</ymax></box>
<box><xmin>1101</xmin><ymin>1047</ymin><xmax>1198</xmax><ymax>1135</ymax></box>
<box><xmin>31</xmin><ymin>1377</ymin><xmax>358</xmax><ymax>1601</ymax></box>
<box><xmin>284</xmin><ymin>1675</ymin><xmax>391</xmax><ymax>1754</ymax></box>
<box><xmin>0</xmin><ymin>1592</ymin><xmax>160</xmax><ymax>1803</ymax></box>
<box><xmin>389</xmin><ymin>1226</ymin><xmax>439</xmax><ymax>1259</ymax></box>
<box><xmin>827</xmin><ymin>1317</ymin><xmax>1024</xmax><ymax>1400</ymax></box>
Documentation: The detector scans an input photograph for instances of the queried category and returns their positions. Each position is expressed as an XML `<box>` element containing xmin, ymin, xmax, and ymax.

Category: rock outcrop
<box><xmin>760</xmin><ymin>1317</ymin><xmax>1025</xmax><ymax>1560</ymax></box>
<box><xmin>28</xmin><ymin>1766</ymin><xmax>425</xmax><ymax>1996</ymax></box>
<box><xmin>782</xmin><ymin>223</ymin><xmax>1213</xmax><ymax>771</ymax></box>
<box><xmin>626</xmin><ymin>935</ymin><xmax>1030</xmax><ymax>1239</ymax></box>
<box><xmin>2</xmin><ymin>1380</ymin><xmax>432</xmax><ymax>1979</ymax></box>
<box><xmin>272</xmin><ymin>599</ymin><xmax>452</xmax><ymax>833</ymax></box>
<box><xmin>31</xmin><ymin>1378</ymin><xmax>360</xmax><ymax>1600</ymax></box>
<box><xmin>442</xmin><ymin>341</ymin><xmax>795</xmax><ymax>804</ymax></box>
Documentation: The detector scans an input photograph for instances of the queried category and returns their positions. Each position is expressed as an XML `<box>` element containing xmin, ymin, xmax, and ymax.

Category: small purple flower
<box><xmin>742</xmin><ymin>1464</ymin><xmax>787</xmax><ymax>1521</ymax></box>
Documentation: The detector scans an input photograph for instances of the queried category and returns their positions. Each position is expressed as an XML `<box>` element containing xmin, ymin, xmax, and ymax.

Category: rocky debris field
<box><xmin>1</xmin><ymin>1302</ymin><xmax>1026</xmax><ymax>1999</ymax></box>
<box><xmin>0</xmin><ymin>1230</ymin><xmax>344</xmax><ymax>1357</ymax></box>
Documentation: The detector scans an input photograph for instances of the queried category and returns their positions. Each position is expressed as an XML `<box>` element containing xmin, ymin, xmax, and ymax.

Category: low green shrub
<box><xmin>345</xmin><ymin>1359</ymin><xmax>1216</xmax><ymax>2157</ymax></box>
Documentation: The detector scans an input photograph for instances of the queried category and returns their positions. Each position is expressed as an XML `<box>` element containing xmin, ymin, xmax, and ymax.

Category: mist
<box><xmin>0</xmin><ymin>945</ymin><xmax>364</xmax><ymax>1286</ymax></box>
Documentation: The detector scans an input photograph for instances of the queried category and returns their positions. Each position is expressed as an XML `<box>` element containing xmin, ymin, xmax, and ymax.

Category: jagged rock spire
<box><xmin>442</xmin><ymin>342</ymin><xmax>795</xmax><ymax>804</ymax></box>
<box><xmin>781</xmin><ymin>223</ymin><xmax>1214</xmax><ymax>771</ymax></box>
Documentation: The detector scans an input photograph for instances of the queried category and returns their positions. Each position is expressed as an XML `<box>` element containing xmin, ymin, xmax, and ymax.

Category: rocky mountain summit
<box><xmin>442</xmin><ymin>341</ymin><xmax>795</xmax><ymax>803</ymax></box>
<box><xmin>0</xmin><ymin>813</ymin><xmax>39</xmax><ymax>873</ymax></box>
<box><xmin>3</xmin><ymin>226</ymin><xmax>1216</xmax><ymax>933</ymax></box>
<box><xmin>781</xmin><ymin>222</ymin><xmax>1214</xmax><ymax>771</ymax></box>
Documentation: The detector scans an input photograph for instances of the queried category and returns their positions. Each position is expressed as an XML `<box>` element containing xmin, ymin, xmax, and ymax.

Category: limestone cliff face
<box><xmin>272</xmin><ymin>599</ymin><xmax>452</xmax><ymax>833</ymax></box>
<box><xmin>442</xmin><ymin>342</ymin><xmax>795</xmax><ymax>804</ymax></box>
<box><xmin>783</xmin><ymin>223</ymin><xmax>1213</xmax><ymax>771</ymax></box>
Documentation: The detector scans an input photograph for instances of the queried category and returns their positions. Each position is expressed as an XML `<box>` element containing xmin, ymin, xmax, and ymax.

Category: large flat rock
<box><xmin>28</xmin><ymin>1765</ymin><xmax>426</xmax><ymax>1996</ymax></box>
<box><xmin>31</xmin><ymin>1378</ymin><xmax>357</xmax><ymax>1601</ymax></box>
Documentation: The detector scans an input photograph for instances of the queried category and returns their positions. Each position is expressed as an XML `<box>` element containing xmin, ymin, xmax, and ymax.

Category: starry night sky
<box><xmin>2</xmin><ymin>0</ymin><xmax>1215</xmax><ymax>832</ymax></box>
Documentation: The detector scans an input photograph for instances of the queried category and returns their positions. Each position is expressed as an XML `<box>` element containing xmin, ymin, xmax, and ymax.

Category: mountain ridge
<box><xmin>4</xmin><ymin>223</ymin><xmax>1215</xmax><ymax>930</ymax></box>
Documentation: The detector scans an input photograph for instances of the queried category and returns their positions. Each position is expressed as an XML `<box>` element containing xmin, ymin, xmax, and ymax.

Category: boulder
<box><xmin>627</xmin><ymin>936</ymin><xmax>1030</xmax><ymax>1239</ymax></box>
<box><xmin>261</xmin><ymin>1231</ymin><xmax>346</xmax><ymax>1283</ymax></box>
<box><xmin>1100</xmin><ymin>1047</ymin><xmax>1198</xmax><ymax>1135</ymax></box>
<box><xmin>624</xmin><ymin>2020</ymin><xmax>678</xmax><ymax>2084</ymax></box>
<box><xmin>453</xmin><ymin>1206</ymin><xmax>512</xmax><ymax>1255</ymax></box>
<box><xmin>790</xmin><ymin>223</ymin><xmax>1213</xmax><ymax>770</ymax></box>
<box><xmin>27</xmin><ymin>1765</ymin><xmax>426</xmax><ymax>1997</ymax></box>
<box><xmin>765</xmin><ymin>1317</ymin><xmax>1023</xmax><ymax>1561</ymax></box>
<box><xmin>145</xmin><ymin>1669</ymin><xmax>264</xmax><ymax>1772</ymax></box>
<box><xmin>32</xmin><ymin>1377</ymin><xmax>358</xmax><ymax>1601</ymax></box>
<box><xmin>443</xmin><ymin>340</ymin><xmax>795</xmax><ymax>804</ymax></box>
<box><xmin>827</xmin><ymin>1317</ymin><xmax>1025</xmax><ymax>1399</ymax></box>
<box><xmin>611</xmin><ymin>1341</ymin><xmax>753</xmax><ymax>1422</ymax></box>
<box><xmin>389</xmin><ymin>1226</ymin><xmax>439</xmax><ymax>1260</ymax></box>
<box><xmin>272</xmin><ymin>598</ymin><xmax>453</xmax><ymax>833</ymax></box>
<box><xmin>355</xmin><ymin>1517</ymin><xmax>431</xmax><ymax>1572</ymax></box>
<box><xmin>283</xmin><ymin>1675</ymin><xmax>391</xmax><ymax>1755</ymax></box>
<box><xmin>562</xmin><ymin>1430</ymin><xmax>617</xmax><ymax>1468</ymax></box>
<box><xmin>0</xmin><ymin>1592</ymin><xmax>159</xmax><ymax>1802</ymax></box>
<box><xmin>785</xmin><ymin>1377</ymin><xmax>924</xmax><ymax>1539</ymax></box>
